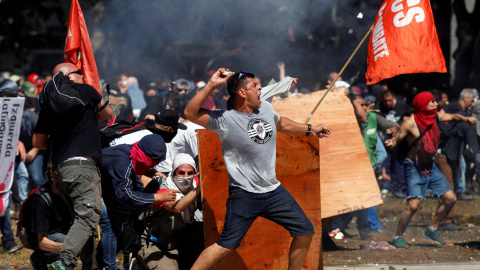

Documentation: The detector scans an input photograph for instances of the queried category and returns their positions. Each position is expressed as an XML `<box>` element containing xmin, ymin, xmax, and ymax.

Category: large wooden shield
<box><xmin>272</xmin><ymin>88</ymin><xmax>383</xmax><ymax>218</ymax></box>
<box><xmin>198</xmin><ymin>131</ymin><xmax>322</xmax><ymax>269</ymax></box>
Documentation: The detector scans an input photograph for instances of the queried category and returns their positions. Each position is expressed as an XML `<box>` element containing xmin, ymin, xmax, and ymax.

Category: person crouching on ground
<box><xmin>137</xmin><ymin>153</ymin><xmax>203</xmax><ymax>270</ymax></box>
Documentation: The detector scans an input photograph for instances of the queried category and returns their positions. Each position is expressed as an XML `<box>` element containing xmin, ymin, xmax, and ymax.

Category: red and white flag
<box><xmin>365</xmin><ymin>0</ymin><xmax>447</xmax><ymax>85</ymax></box>
<box><xmin>64</xmin><ymin>0</ymin><xmax>101</xmax><ymax>94</ymax></box>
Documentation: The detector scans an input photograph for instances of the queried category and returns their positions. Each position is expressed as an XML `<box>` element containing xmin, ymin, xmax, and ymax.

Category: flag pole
<box><xmin>304</xmin><ymin>25</ymin><xmax>373</xmax><ymax>124</ymax></box>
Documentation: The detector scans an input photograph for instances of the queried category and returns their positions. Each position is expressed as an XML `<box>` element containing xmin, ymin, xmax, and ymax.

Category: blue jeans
<box><xmin>217</xmin><ymin>185</ymin><xmax>314</xmax><ymax>250</ymax></box>
<box><xmin>28</xmin><ymin>151</ymin><xmax>47</xmax><ymax>188</ymax></box>
<box><xmin>374</xmin><ymin>136</ymin><xmax>387</xmax><ymax>174</ymax></box>
<box><xmin>30</xmin><ymin>232</ymin><xmax>66</xmax><ymax>270</ymax></box>
<box><xmin>15</xmin><ymin>161</ymin><xmax>29</xmax><ymax>204</ymax></box>
<box><xmin>103</xmin><ymin>196</ymin><xmax>137</xmax><ymax>269</ymax></box>
<box><xmin>457</xmin><ymin>156</ymin><xmax>466</xmax><ymax>193</ymax></box>
<box><xmin>332</xmin><ymin>208</ymin><xmax>370</xmax><ymax>231</ymax></box>
<box><xmin>476</xmin><ymin>153</ymin><xmax>480</xmax><ymax>172</ymax></box>
<box><xmin>97</xmin><ymin>200</ymin><xmax>118</xmax><ymax>270</ymax></box>
<box><xmin>15</xmin><ymin>153</ymin><xmax>47</xmax><ymax>205</ymax></box>
<box><xmin>0</xmin><ymin>194</ymin><xmax>14</xmax><ymax>244</ymax></box>
<box><xmin>383</xmin><ymin>151</ymin><xmax>406</xmax><ymax>192</ymax></box>
<box><xmin>404</xmin><ymin>158</ymin><xmax>453</xmax><ymax>200</ymax></box>
<box><xmin>367</xmin><ymin>207</ymin><xmax>382</xmax><ymax>231</ymax></box>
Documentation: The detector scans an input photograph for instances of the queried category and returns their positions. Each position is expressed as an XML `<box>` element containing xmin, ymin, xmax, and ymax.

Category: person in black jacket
<box><xmin>33</xmin><ymin>63</ymin><xmax>113</xmax><ymax>270</ymax></box>
<box><xmin>99</xmin><ymin>134</ymin><xmax>179</xmax><ymax>268</ymax></box>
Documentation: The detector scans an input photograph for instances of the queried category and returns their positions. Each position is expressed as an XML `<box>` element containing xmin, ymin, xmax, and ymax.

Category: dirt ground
<box><xmin>323</xmin><ymin>194</ymin><xmax>480</xmax><ymax>266</ymax></box>
<box><xmin>1</xmin><ymin>194</ymin><xmax>480</xmax><ymax>269</ymax></box>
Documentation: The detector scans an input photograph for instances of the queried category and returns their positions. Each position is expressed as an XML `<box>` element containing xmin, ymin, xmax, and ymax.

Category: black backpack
<box><xmin>39</xmin><ymin>71</ymin><xmax>87</xmax><ymax>117</ymax></box>
<box><xmin>98</xmin><ymin>115</ymin><xmax>146</xmax><ymax>148</ymax></box>
<box><xmin>16</xmin><ymin>187</ymin><xmax>52</xmax><ymax>250</ymax></box>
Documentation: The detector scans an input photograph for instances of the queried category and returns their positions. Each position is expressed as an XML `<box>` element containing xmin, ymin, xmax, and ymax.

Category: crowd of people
<box><xmin>0</xmin><ymin>60</ymin><xmax>479</xmax><ymax>269</ymax></box>
<box><xmin>326</xmin><ymin>73</ymin><xmax>479</xmax><ymax>250</ymax></box>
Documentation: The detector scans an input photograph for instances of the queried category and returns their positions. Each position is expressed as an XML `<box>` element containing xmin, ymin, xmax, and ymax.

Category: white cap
<box><xmin>172</xmin><ymin>153</ymin><xmax>196</xmax><ymax>174</ymax></box>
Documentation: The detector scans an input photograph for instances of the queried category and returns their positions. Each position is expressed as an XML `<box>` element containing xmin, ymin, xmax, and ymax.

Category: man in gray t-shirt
<box><xmin>207</xmin><ymin>101</ymin><xmax>280</xmax><ymax>193</ymax></box>
<box><xmin>185</xmin><ymin>68</ymin><xmax>330</xmax><ymax>270</ymax></box>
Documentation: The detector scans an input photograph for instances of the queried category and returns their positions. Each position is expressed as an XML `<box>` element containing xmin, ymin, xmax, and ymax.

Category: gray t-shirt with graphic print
<box><xmin>207</xmin><ymin>102</ymin><xmax>281</xmax><ymax>193</ymax></box>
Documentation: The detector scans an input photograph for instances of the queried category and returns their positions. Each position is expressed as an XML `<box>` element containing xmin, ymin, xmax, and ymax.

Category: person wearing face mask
<box><xmin>140</xmin><ymin>78</ymin><xmax>192</xmax><ymax>120</ymax></box>
<box><xmin>98</xmin><ymin>134</ymin><xmax>181</xmax><ymax>269</ymax></box>
<box><xmin>136</xmin><ymin>153</ymin><xmax>203</xmax><ymax>270</ymax></box>
<box><xmin>108</xmin><ymin>108</ymin><xmax>187</xmax><ymax>148</ymax></box>
<box><xmin>384</xmin><ymin>92</ymin><xmax>476</xmax><ymax>248</ymax></box>
<box><xmin>106</xmin><ymin>109</ymin><xmax>188</xmax><ymax>182</ymax></box>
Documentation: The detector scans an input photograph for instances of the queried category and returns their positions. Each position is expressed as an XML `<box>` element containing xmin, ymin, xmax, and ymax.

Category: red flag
<box><xmin>365</xmin><ymin>0</ymin><xmax>447</xmax><ymax>85</ymax></box>
<box><xmin>64</xmin><ymin>0</ymin><xmax>101</xmax><ymax>94</ymax></box>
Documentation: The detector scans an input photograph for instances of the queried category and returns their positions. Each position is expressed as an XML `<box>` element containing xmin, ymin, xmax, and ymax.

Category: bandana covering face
<box><xmin>412</xmin><ymin>92</ymin><xmax>440</xmax><ymax>155</ymax></box>
<box><xmin>144</xmin><ymin>119</ymin><xmax>178</xmax><ymax>143</ymax></box>
<box><xmin>172</xmin><ymin>176</ymin><xmax>195</xmax><ymax>194</ymax></box>
<box><xmin>129</xmin><ymin>142</ymin><xmax>159</xmax><ymax>175</ymax></box>
<box><xmin>163</xmin><ymin>174</ymin><xmax>199</xmax><ymax>223</ymax></box>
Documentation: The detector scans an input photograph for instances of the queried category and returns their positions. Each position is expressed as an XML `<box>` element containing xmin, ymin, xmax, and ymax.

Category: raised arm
<box><xmin>352</xmin><ymin>99</ymin><xmax>367</xmax><ymax>123</ymax></box>
<box><xmin>184</xmin><ymin>68</ymin><xmax>234</xmax><ymax>127</ymax></box>
<box><xmin>438</xmin><ymin>110</ymin><xmax>476</xmax><ymax>126</ymax></box>
<box><xmin>277</xmin><ymin>61</ymin><xmax>286</xmax><ymax>80</ymax></box>
<box><xmin>276</xmin><ymin>117</ymin><xmax>331</xmax><ymax>138</ymax></box>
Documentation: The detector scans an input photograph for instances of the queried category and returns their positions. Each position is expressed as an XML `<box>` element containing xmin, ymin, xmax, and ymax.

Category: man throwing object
<box><xmin>184</xmin><ymin>68</ymin><xmax>330</xmax><ymax>270</ymax></box>
<box><xmin>385</xmin><ymin>92</ymin><xmax>475</xmax><ymax>248</ymax></box>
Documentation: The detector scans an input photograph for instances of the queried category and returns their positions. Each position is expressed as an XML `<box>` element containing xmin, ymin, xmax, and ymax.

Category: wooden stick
<box><xmin>304</xmin><ymin>25</ymin><xmax>373</xmax><ymax>124</ymax></box>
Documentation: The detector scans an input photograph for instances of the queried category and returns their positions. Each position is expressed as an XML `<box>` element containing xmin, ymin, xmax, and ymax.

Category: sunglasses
<box><xmin>233</xmin><ymin>71</ymin><xmax>246</xmax><ymax>92</ymax></box>
<box><xmin>68</xmin><ymin>69</ymin><xmax>82</xmax><ymax>76</ymax></box>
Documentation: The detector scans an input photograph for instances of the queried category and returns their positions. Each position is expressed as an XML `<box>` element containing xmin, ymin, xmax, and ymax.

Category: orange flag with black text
<box><xmin>365</xmin><ymin>0</ymin><xmax>447</xmax><ymax>85</ymax></box>
<box><xmin>64</xmin><ymin>0</ymin><xmax>101</xmax><ymax>94</ymax></box>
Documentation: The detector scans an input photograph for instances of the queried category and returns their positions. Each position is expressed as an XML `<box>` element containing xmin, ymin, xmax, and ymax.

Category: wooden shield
<box><xmin>198</xmin><ymin>131</ymin><xmax>322</xmax><ymax>269</ymax></box>
<box><xmin>271</xmin><ymin>88</ymin><xmax>383</xmax><ymax>218</ymax></box>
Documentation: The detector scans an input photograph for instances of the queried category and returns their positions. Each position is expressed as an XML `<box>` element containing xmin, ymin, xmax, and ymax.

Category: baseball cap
<box><xmin>137</xmin><ymin>134</ymin><xmax>167</xmax><ymax>162</ymax></box>
<box><xmin>155</xmin><ymin>108</ymin><xmax>187</xmax><ymax>130</ymax></box>
<box><xmin>22</xmin><ymin>81</ymin><xmax>37</xmax><ymax>98</ymax></box>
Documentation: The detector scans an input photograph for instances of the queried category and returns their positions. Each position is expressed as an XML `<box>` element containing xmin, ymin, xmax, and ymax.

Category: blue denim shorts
<box><xmin>404</xmin><ymin>158</ymin><xmax>452</xmax><ymax>200</ymax></box>
<box><xmin>216</xmin><ymin>184</ymin><xmax>315</xmax><ymax>250</ymax></box>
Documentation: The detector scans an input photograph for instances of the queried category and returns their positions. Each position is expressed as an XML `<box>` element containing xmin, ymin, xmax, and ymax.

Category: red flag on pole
<box><xmin>64</xmin><ymin>0</ymin><xmax>102</xmax><ymax>94</ymax></box>
<box><xmin>365</xmin><ymin>0</ymin><xmax>447</xmax><ymax>85</ymax></box>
